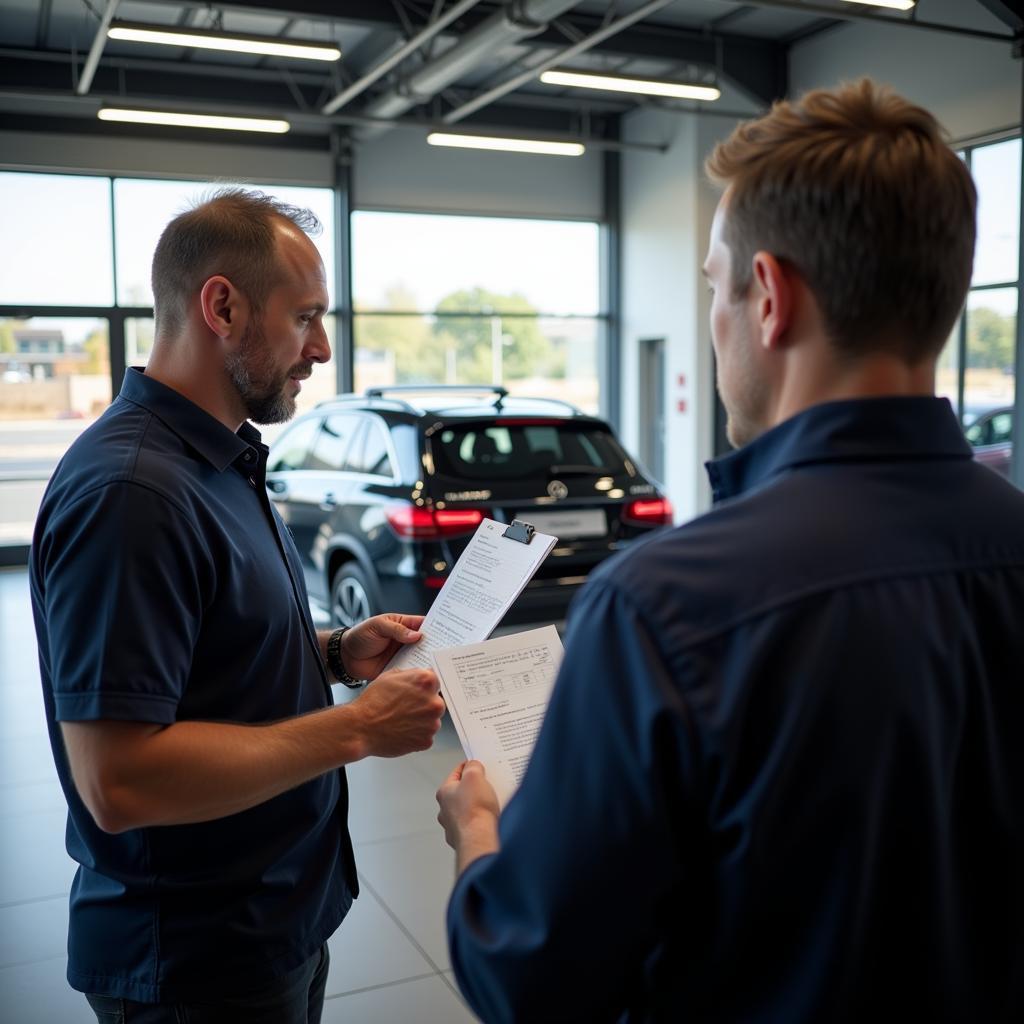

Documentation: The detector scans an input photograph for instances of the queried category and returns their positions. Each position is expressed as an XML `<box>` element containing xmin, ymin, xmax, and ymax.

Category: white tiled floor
<box><xmin>0</xmin><ymin>568</ymin><xmax>480</xmax><ymax>1023</ymax></box>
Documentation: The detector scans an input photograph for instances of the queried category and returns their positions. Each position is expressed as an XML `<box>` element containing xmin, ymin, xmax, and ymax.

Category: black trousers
<box><xmin>85</xmin><ymin>944</ymin><xmax>330</xmax><ymax>1024</ymax></box>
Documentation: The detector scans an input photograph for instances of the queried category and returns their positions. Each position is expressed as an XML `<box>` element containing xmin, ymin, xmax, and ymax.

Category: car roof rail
<box><xmin>500</xmin><ymin>396</ymin><xmax>588</xmax><ymax>417</ymax></box>
<box><xmin>314</xmin><ymin>393</ymin><xmax>421</xmax><ymax>414</ymax></box>
<box><xmin>317</xmin><ymin>387</ymin><xmax>593</xmax><ymax>420</ymax></box>
<box><xmin>366</xmin><ymin>384</ymin><xmax>510</xmax><ymax>408</ymax></box>
<box><xmin>366</xmin><ymin>385</ymin><xmax>509</xmax><ymax>399</ymax></box>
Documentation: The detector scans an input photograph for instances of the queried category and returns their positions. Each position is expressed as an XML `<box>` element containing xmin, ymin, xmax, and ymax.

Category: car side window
<box><xmin>991</xmin><ymin>412</ymin><xmax>1013</xmax><ymax>444</ymax></box>
<box><xmin>267</xmin><ymin>417</ymin><xmax>321</xmax><ymax>472</ymax></box>
<box><xmin>308</xmin><ymin>414</ymin><xmax>363</xmax><ymax>471</ymax></box>
<box><xmin>350</xmin><ymin>419</ymin><xmax>394</xmax><ymax>478</ymax></box>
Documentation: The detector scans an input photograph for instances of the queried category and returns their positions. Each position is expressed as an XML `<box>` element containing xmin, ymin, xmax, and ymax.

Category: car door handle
<box><xmin>266</xmin><ymin>479</ymin><xmax>288</xmax><ymax>499</ymax></box>
<box><xmin>320</xmin><ymin>492</ymin><xmax>339</xmax><ymax>512</ymax></box>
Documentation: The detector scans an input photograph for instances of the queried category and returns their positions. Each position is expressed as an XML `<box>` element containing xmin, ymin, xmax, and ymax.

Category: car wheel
<box><xmin>331</xmin><ymin>562</ymin><xmax>375</xmax><ymax>628</ymax></box>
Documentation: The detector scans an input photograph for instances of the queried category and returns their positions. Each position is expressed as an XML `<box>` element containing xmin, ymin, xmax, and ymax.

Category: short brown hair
<box><xmin>705</xmin><ymin>79</ymin><xmax>976</xmax><ymax>363</ymax></box>
<box><xmin>151</xmin><ymin>188</ymin><xmax>321</xmax><ymax>338</ymax></box>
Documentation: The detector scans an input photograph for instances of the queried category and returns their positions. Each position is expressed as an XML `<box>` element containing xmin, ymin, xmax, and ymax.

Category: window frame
<box><xmin>952</xmin><ymin>136</ymin><xmax>1021</xmax><ymax>424</ymax></box>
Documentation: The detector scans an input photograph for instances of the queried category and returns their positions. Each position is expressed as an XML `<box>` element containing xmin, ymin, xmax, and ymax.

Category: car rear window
<box><xmin>430</xmin><ymin>420</ymin><xmax>627</xmax><ymax>481</ymax></box>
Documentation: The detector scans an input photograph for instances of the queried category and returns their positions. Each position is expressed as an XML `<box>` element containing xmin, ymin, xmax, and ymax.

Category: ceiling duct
<box><xmin>354</xmin><ymin>0</ymin><xmax>582</xmax><ymax>139</ymax></box>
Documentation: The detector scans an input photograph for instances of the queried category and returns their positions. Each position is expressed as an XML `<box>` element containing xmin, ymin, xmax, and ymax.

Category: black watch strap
<box><xmin>327</xmin><ymin>627</ymin><xmax>365</xmax><ymax>688</ymax></box>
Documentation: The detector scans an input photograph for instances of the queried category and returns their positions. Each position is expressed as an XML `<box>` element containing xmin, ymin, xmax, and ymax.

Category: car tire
<box><xmin>330</xmin><ymin>562</ymin><xmax>376</xmax><ymax>628</ymax></box>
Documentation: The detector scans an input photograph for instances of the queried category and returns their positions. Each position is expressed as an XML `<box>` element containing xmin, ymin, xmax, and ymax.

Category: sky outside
<box><xmin>0</xmin><ymin>173</ymin><xmax>599</xmax><ymax>315</ymax></box>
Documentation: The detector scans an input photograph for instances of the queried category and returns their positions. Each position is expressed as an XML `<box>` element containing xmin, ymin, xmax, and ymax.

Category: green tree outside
<box><xmin>967</xmin><ymin>305</ymin><xmax>1016</xmax><ymax>370</ymax></box>
<box><xmin>356</xmin><ymin>285</ymin><xmax>565</xmax><ymax>387</ymax></box>
<box><xmin>432</xmin><ymin>288</ymin><xmax>562</xmax><ymax>384</ymax></box>
<box><xmin>355</xmin><ymin>285</ymin><xmax>441</xmax><ymax>384</ymax></box>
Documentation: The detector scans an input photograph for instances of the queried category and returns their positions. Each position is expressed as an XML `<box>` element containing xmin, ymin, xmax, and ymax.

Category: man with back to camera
<box><xmin>436</xmin><ymin>80</ymin><xmax>1024</xmax><ymax>1022</ymax></box>
<box><xmin>29</xmin><ymin>189</ymin><xmax>446</xmax><ymax>1023</ymax></box>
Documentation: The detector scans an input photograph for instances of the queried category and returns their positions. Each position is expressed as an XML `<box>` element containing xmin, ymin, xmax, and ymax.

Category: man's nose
<box><xmin>308</xmin><ymin>320</ymin><xmax>331</xmax><ymax>364</ymax></box>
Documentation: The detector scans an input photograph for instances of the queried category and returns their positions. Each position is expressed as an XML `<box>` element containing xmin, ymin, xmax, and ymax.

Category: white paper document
<box><xmin>385</xmin><ymin>518</ymin><xmax>556</xmax><ymax>673</ymax></box>
<box><xmin>433</xmin><ymin>625</ymin><xmax>563</xmax><ymax>808</ymax></box>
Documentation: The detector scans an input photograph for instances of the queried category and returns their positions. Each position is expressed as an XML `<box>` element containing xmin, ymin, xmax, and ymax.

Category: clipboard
<box><xmin>502</xmin><ymin>519</ymin><xmax>535</xmax><ymax>545</ymax></box>
<box><xmin>383</xmin><ymin>518</ymin><xmax>557</xmax><ymax>673</ymax></box>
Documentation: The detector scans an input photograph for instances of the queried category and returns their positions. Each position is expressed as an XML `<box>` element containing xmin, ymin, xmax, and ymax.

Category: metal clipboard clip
<box><xmin>502</xmin><ymin>519</ymin><xmax>535</xmax><ymax>545</ymax></box>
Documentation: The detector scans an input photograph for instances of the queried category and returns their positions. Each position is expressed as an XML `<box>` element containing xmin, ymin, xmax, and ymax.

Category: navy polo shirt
<box><xmin>30</xmin><ymin>368</ymin><xmax>357</xmax><ymax>1003</ymax></box>
<box><xmin>447</xmin><ymin>396</ymin><xmax>1024</xmax><ymax>1023</ymax></box>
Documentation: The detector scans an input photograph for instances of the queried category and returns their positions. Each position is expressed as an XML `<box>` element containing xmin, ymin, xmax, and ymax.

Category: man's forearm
<box><xmin>454</xmin><ymin>816</ymin><xmax>501</xmax><ymax>876</ymax></box>
<box><xmin>64</xmin><ymin>703</ymin><xmax>369</xmax><ymax>833</ymax></box>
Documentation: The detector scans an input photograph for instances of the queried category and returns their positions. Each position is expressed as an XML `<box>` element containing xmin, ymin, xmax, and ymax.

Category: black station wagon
<box><xmin>266</xmin><ymin>385</ymin><xmax>673</xmax><ymax>629</ymax></box>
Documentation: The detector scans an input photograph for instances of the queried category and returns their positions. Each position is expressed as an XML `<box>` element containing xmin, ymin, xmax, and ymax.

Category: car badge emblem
<box><xmin>547</xmin><ymin>480</ymin><xmax>568</xmax><ymax>500</ymax></box>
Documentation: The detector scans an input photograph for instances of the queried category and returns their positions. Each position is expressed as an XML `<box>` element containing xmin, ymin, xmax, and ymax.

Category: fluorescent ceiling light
<box><xmin>841</xmin><ymin>0</ymin><xmax>915</xmax><ymax>9</ymax></box>
<box><xmin>98</xmin><ymin>108</ymin><xmax>290</xmax><ymax>133</ymax></box>
<box><xmin>540</xmin><ymin>69</ymin><xmax>721</xmax><ymax>102</ymax></box>
<box><xmin>427</xmin><ymin>132</ymin><xmax>585</xmax><ymax>156</ymax></box>
<box><xmin>107</xmin><ymin>22</ymin><xmax>342</xmax><ymax>62</ymax></box>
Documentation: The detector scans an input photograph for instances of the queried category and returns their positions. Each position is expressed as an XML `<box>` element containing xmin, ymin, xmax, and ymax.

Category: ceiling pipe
<box><xmin>355</xmin><ymin>0</ymin><xmax>583</xmax><ymax>138</ymax></box>
<box><xmin>76</xmin><ymin>0</ymin><xmax>121</xmax><ymax>95</ymax></box>
<box><xmin>322</xmin><ymin>0</ymin><xmax>483</xmax><ymax>115</ymax></box>
<box><xmin>443</xmin><ymin>0</ymin><xmax>675</xmax><ymax>124</ymax></box>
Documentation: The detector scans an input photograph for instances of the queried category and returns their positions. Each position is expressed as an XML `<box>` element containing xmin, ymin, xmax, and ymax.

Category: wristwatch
<box><xmin>326</xmin><ymin>627</ymin><xmax>365</xmax><ymax>688</ymax></box>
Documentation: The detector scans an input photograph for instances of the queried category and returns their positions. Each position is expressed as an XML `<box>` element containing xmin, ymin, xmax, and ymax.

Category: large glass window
<box><xmin>0</xmin><ymin>174</ymin><xmax>114</xmax><ymax>305</ymax></box>
<box><xmin>114</xmin><ymin>179</ymin><xmax>336</xmax><ymax>308</ymax></box>
<box><xmin>0</xmin><ymin>170</ymin><xmax>336</xmax><ymax>553</ymax></box>
<box><xmin>0</xmin><ymin>316</ymin><xmax>111</xmax><ymax>546</ymax></box>
<box><xmin>972</xmin><ymin>140</ymin><xmax>1020</xmax><ymax>288</ymax></box>
<box><xmin>351</xmin><ymin>212</ymin><xmax>602</xmax><ymax>413</ymax></box>
<box><xmin>964</xmin><ymin>288</ymin><xmax>1016</xmax><ymax>418</ymax></box>
<box><xmin>943</xmin><ymin>138</ymin><xmax>1019</xmax><ymax>484</ymax></box>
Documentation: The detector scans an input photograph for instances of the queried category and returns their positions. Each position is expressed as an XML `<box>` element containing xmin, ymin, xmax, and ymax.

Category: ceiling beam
<box><xmin>781</xmin><ymin>17</ymin><xmax>843</xmax><ymax>46</ymax></box>
<box><xmin>0</xmin><ymin>46</ymin><xmax>626</xmax><ymax>113</ymax></box>
<box><xmin>143</xmin><ymin>0</ymin><xmax>456</xmax><ymax>31</ymax></box>
<box><xmin>0</xmin><ymin>50</ymin><xmax>631</xmax><ymax>132</ymax></box>
<box><xmin>976</xmin><ymin>0</ymin><xmax>1024</xmax><ymax>33</ymax></box>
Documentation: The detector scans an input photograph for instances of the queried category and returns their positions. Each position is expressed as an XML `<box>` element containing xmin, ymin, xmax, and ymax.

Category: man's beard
<box><xmin>226</xmin><ymin>319</ymin><xmax>311</xmax><ymax>425</ymax></box>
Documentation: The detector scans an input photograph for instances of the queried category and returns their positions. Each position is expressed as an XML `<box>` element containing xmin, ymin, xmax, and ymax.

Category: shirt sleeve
<box><xmin>446</xmin><ymin>578</ymin><xmax>704</xmax><ymax>1023</ymax></box>
<box><xmin>35</xmin><ymin>480</ymin><xmax>213</xmax><ymax>724</ymax></box>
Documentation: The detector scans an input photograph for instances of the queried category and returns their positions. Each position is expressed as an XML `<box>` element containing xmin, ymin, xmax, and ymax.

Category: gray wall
<box><xmin>353</xmin><ymin>128</ymin><xmax>603</xmax><ymax>220</ymax></box>
<box><xmin>789</xmin><ymin>2</ymin><xmax>1020</xmax><ymax>141</ymax></box>
<box><xmin>620</xmin><ymin>110</ymin><xmax>735</xmax><ymax>522</ymax></box>
<box><xmin>0</xmin><ymin>129</ymin><xmax>335</xmax><ymax>185</ymax></box>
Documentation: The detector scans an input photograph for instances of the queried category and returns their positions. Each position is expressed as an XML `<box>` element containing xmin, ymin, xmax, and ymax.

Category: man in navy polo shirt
<box><xmin>436</xmin><ymin>82</ymin><xmax>1024</xmax><ymax>1021</ymax></box>
<box><xmin>30</xmin><ymin>189</ymin><xmax>446</xmax><ymax>1023</ymax></box>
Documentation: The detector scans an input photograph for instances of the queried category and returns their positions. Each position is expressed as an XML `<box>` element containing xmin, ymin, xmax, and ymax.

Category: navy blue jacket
<box><xmin>30</xmin><ymin>369</ymin><xmax>357</xmax><ymax>1003</ymax></box>
<box><xmin>447</xmin><ymin>396</ymin><xmax>1024</xmax><ymax>1023</ymax></box>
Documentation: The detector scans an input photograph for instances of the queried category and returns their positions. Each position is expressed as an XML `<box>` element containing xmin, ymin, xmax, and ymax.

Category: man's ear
<box><xmin>199</xmin><ymin>275</ymin><xmax>245</xmax><ymax>341</ymax></box>
<box><xmin>750</xmin><ymin>251</ymin><xmax>793</xmax><ymax>351</ymax></box>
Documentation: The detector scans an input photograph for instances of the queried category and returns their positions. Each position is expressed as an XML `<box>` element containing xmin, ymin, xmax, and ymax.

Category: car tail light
<box><xmin>623</xmin><ymin>497</ymin><xmax>674</xmax><ymax>526</ymax></box>
<box><xmin>386</xmin><ymin>506</ymin><xmax>486</xmax><ymax>539</ymax></box>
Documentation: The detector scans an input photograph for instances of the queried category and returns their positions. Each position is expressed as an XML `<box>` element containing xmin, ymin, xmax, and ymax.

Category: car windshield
<box><xmin>430</xmin><ymin>421</ymin><xmax>627</xmax><ymax>481</ymax></box>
